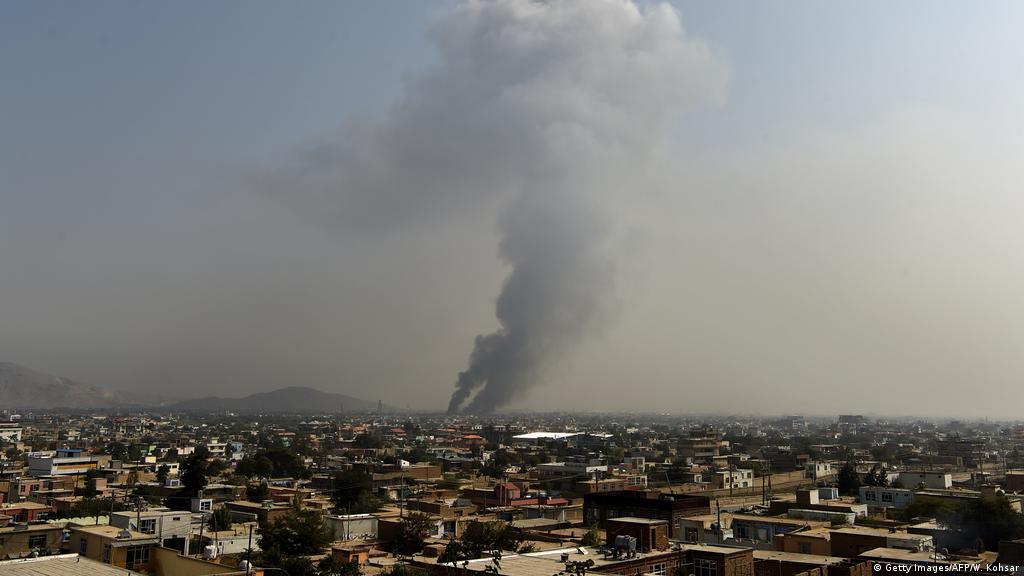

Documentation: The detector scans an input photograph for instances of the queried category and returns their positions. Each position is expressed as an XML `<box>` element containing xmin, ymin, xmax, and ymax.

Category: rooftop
<box><xmin>0</xmin><ymin>554</ymin><xmax>145</xmax><ymax>575</ymax></box>
<box><xmin>753</xmin><ymin>550</ymin><xmax>849</xmax><ymax>565</ymax></box>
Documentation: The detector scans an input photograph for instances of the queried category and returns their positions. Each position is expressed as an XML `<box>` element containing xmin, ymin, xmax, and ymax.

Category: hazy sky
<box><xmin>3</xmin><ymin>1</ymin><xmax>1024</xmax><ymax>416</ymax></box>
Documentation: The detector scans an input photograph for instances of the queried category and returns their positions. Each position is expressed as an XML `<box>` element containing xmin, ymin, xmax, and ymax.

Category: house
<box><xmin>859</xmin><ymin>486</ymin><xmax>914</xmax><ymax>509</ymax></box>
<box><xmin>584</xmin><ymin>490</ymin><xmax>711</xmax><ymax>539</ymax></box>
<box><xmin>753</xmin><ymin>550</ymin><xmax>872</xmax><ymax>576</ymax></box>
<box><xmin>0</xmin><ymin>521</ymin><xmax>63</xmax><ymax>558</ymax></box>
<box><xmin>68</xmin><ymin>525</ymin><xmax>160</xmax><ymax>572</ymax></box>
<box><xmin>897</xmin><ymin>471</ymin><xmax>951</xmax><ymax>490</ymax></box>
<box><xmin>28</xmin><ymin>449</ymin><xmax>103</xmax><ymax>477</ymax></box>
<box><xmin>828</xmin><ymin>527</ymin><xmax>933</xmax><ymax>558</ymax></box>
<box><xmin>225</xmin><ymin>500</ymin><xmax>292</xmax><ymax>526</ymax></box>
<box><xmin>729</xmin><ymin>514</ymin><xmax>823</xmax><ymax>549</ymax></box>
<box><xmin>605</xmin><ymin>517</ymin><xmax>670</xmax><ymax>552</ymax></box>
<box><xmin>109</xmin><ymin>509</ymin><xmax>192</xmax><ymax>551</ymax></box>
<box><xmin>715</xmin><ymin>468</ymin><xmax>754</xmax><ymax>490</ymax></box>
<box><xmin>0</xmin><ymin>501</ymin><xmax>54</xmax><ymax>522</ymax></box>
<box><xmin>577</xmin><ymin>476</ymin><xmax>648</xmax><ymax>494</ymax></box>
<box><xmin>805</xmin><ymin>461</ymin><xmax>835</xmax><ymax>480</ymax></box>
<box><xmin>0</xmin><ymin>424</ymin><xmax>22</xmax><ymax>443</ymax></box>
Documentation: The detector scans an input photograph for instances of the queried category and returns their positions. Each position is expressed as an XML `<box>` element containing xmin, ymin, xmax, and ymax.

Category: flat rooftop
<box><xmin>0</xmin><ymin>554</ymin><xmax>145</xmax><ymax>575</ymax></box>
<box><xmin>419</xmin><ymin>545</ymin><xmax>684</xmax><ymax>576</ymax></box>
<box><xmin>753</xmin><ymin>550</ymin><xmax>848</xmax><ymax>565</ymax></box>
<box><xmin>608</xmin><ymin>516</ymin><xmax>668</xmax><ymax>525</ymax></box>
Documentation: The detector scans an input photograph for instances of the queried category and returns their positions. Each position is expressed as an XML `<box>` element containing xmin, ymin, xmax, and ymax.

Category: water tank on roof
<box><xmin>614</xmin><ymin>535</ymin><xmax>637</xmax><ymax>551</ymax></box>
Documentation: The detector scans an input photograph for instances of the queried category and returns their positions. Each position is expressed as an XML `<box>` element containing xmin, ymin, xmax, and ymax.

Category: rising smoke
<box><xmin>274</xmin><ymin>0</ymin><xmax>723</xmax><ymax>413</ymax></box>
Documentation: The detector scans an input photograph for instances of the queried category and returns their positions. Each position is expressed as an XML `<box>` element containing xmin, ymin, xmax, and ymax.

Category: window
<box><xmin>649</xmin><ymin>562</ymin><xmax>667</xmax><ymax>575</ymax></box>
<box><xmin>28</xmin><ymin>534</ymin><xmax>48</xmax><ymax>549</ymax></box>
<box><xmin>882</xmin><ymin>492</ymin><xmax>893</xmax><ymax>503</ymax></box>
<box><xmin>684</xmin><ymin>527</ymin><xmax>698</xmax><ymax>542</ymax></box>
<box><xmin>734</xmin><ymin>525</ymin><xmax>749</xmax><ymax>538</ymax></box>
<box><xmin>102</xmin><ymin>543</ymin><xmax>111</xmax><ymax>564</ymax></box>
<box><xmin>865</xmin><ymin>491</ymin><xmax>876</xmax><ymax>501</ymax></box>
<box><xmin>695</xmin><ymin>558</ymin><xmax>718</xmax><ymax>576</ymax></box>
<box><xmin>139</xmin><ymin>518</ymin><xmax>157</xmax><ymax>534</ymax></box>
<box><xmin>798</xmin><ymin>542</ymin><xmax>812</xmax><ymax>554</ymax></box>
<box><xmin>80</xmin><ymin>538</ymin><xmax>88</xmax><ymax>555</ymax></box>
<box><xmin>125</xmin><ymin>544</ymin><xmax>150</xmax><ymax>569</ymax></box>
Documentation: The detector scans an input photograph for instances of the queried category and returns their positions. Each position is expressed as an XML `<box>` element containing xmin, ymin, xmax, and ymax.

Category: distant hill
<box><xmin>168</xmin><ymin>386</ymin><xmax>389</xmax><ymax>414</ymax></box>
<box><xmin>0</xmin><ymin>361</ymin><xmax>170</xmax><ymax>409</ymax></box>
<box><xmin>0</xmin><ymin>362</ymin><xmax>377</xmax><ymax>413</ymax></box>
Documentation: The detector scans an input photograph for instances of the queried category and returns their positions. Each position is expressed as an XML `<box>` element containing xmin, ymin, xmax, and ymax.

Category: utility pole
<box><xmin>245</xmin><ymin>524</ymin><xmax>253</xmax><ymax>575</ymax></box>
<box><xmin>715</xmin><ymin>499</ymin><xmax>722</xmax><ymax>544</ymax></box>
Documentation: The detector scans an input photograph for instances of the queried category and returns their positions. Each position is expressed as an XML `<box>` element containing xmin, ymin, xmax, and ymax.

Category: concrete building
<box><xmin>828</xmin><ymin>527</ymin><xmax>933</xmax><ymax>557</ymax></box>
<box><xmin>714</xmin><ymin>468</ymin><xmax>754</xmax><ymax>490</ymax></box>
<box><xmin>859</xmin><ymin>486</ymin><xmax>914</xmax><ymax>509</ymax></box>
<box><xmin>605</xmin><ymin>517</ymin><xmax>670</xmax><ymax>552</ymax></box>
<box><xmin>327</xmin><ymin>513</ymin><xmax>378</xmax><ymax>540</ymax></box>
<box><xmin>584</xmin><ymin>490</ymin><xmax>711</xmax><ymax>539</ymax></box>
<box><xmin>110</xmin><ymin>509</ymin><xmax>192</xmax><ymax>551</ymax></box>
<box><xmin>68</xmin><ymin>525</ymin><xmax>159</xmax><ymax>572</ymax></box>
<box><xmin>804</xmin><ymin>461</ymin><xmax>835</xmax><ymax>480</ymax></box>
<box><xmin>0</xmin><ymin>423</ymin><xmax>22</xmax><ymax>443</ymax></box>
<box><xmin>27</xmin><ymin>449</ymin><xmax>102</xmax><ymax>477</ymax></box>
<box><xmin>936</xmin><ymin>437</ymin><xmax>986</xmax><ymax>468</ymax></box>
<box><xmin>0</xmin><ymin>521</ymin><xmax>63</xmax><ymax>558</ymax></box>
<box><xmin>897</xmin><ymin>471</ymin><xmax>952</xmax><ymax>490</ymax></box>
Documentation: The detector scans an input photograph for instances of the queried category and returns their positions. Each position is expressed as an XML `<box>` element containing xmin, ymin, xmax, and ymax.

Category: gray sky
<box><xmin>3</xmin><ymin>1</ymin><xmax>1024</xmax><ymax>416</ymax></box>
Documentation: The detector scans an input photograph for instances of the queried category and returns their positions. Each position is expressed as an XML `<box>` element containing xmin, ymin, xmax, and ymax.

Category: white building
<box><xmin>110</xmin><ymin>509</ymin><xmax>193</xmax><ymax>550</ymax></box>
<box><xmin>897</xmin><ymin>471</ymin><xmax>952</xmax><ymax>490</ymax></box>
<box><xmin>28</xmin><ymin>449</ymin><xmax>100</xmax><ymax>476</ymax></box>
<box><xmin>0</xmin><ymin>423</ymin><xmax>23</xmax><ymax>442</ymax></box>
<box><xmin>804</xmin><ymin>461</ymin><xmax>834</xmax><ymax>480</ymax></box>
<box><xmin>715</xmin><ymin>468</ymin><xmax>754</xmax><ymax>489</ymax></box>
<box><xmin>860</xmin><ymin>486</ymin><xmax>915</xmax><ymax>509</ymax></box>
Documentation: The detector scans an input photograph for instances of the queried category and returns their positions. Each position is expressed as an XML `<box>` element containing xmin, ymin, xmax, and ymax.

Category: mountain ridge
<box><xmin>0</xmin><ymin>362</ymin><xmax>384</xmax><ymax>413</ymax></box>
<box><xmin>168</xmin><ymin>386</ymin><xmax>389</xmax><ymax>413</ymax></box>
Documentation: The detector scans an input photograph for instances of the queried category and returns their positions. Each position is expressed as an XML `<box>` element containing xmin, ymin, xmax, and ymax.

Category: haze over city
<box><xmin>4</xmin><ymin>0</ymin><xmax>1024</xmax><ymax>416</ymax></box>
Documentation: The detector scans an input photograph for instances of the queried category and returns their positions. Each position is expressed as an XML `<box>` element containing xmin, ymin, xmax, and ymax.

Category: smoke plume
<box><xmin>274</xmin><ymin>0</ymin><xmax>723</xmax><ymax>413</ymax></box>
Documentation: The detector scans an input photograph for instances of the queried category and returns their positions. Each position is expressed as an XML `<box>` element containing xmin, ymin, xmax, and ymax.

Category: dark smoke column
<box><xmin>443</xmin><ymin>0</ymin><xmax>724</xmax><ymax>414</ymax></box>
<box><xmin>267</xmin><ymin>0</ymin><xmax>722</xmax><ymax>415</ymax></box>
<box><xmin>448</xmin><ymin>186</ymin><xmax>613</xmax><ymax>414</ymax></box>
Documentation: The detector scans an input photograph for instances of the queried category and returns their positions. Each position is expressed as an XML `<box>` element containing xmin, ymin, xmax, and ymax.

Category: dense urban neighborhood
<box><xmin>2</xmin><ymin>411</ymin><xmax>1024</xmax><ymax>575</ymax></box>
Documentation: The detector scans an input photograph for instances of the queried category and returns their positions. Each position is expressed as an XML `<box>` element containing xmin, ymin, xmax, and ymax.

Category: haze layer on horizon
<box><xmin>3</xmin><ymin>1</ymin><xmax>1024</xmax><ymax>417</ymax></box>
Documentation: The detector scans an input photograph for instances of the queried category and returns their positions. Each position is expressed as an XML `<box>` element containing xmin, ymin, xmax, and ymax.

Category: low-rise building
<box><xmin>897</xmin><ymin>471</ymin><xmax>952</xmax><ymax>490</ymax></box>
<box><xmin>584</xmin><ymin>490</ymin><xmax>712</xmax><ymax>539</ymax></box>
<box><xmin>859</xmin><ymin>486</ymin><xmax>914</xmax><ymax>509</ymax></box>
<box><xmin>109</xmin><ymin>509</ymin><xmax>192</xmax><ymax>551</ymax></box>
<box><xmin>0</xmin><ymin>521</ymin><xmax>63</xmax><ymax>558</ymax></box>
<box><xmin>68</xmin><ymin>525</ymin><xmax>159</xmax><ymax>572</ymax></box>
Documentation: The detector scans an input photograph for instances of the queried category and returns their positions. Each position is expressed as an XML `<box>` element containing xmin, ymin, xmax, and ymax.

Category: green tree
<box><xmin>863</xmin><ymin>465</ymin><xmax>889</xmax><ymax>487</ymax></box>
<box><xmin>943</xmin><ymin>494</ymin><xmax>1024</xmax><ymax>551</ymax></box>
<box><xmin>579</xmin><ymin>524</ymin><xmax>601</xmax><ymax>547</ymax></box>
<box><xmin>439</xmin><ymin>520</ymin><xmax>521</xmax><ymax>562</ymax></box>
<box><xmin>156</xmin><ymin>464</ymin><xmax>170</xmax><ymax>485</ymax></box>
<box><xmin>257</xmin><ymin>507</ymin><xmax>332</xmax><ymax>558</ymax></box>
<box><xmin>181</xmin><ymin>445</ymin><xmax>210</xmax><ymax>497</ymax></box>
<box><xmin>107</xmin><ymin>442</ymin><xmax>128</xmax><ymax>461</ymax></box>
<box><xmin>332</xmin><ymin>469</ymin><xmax>380</xmax><ymax>513</ymax></box>
<box><xmin>208</xmin><ymin>506</ymin><xmax>233</xmax><ymax>532</ymax></box>
<box><xmin>836</xmin><ymin>462</ymin><xmax>861</xmax><ymax>496</ymax></box>
<box><xmin>246</xmin><ymin>482</ymin><xmax>270</xmax><ymax>503</ymax></box>
<box><xmin>392</xmin><ymin>513</ymin><xmax>434</xmax><ymax>556</ymax></box>
<box><xmin>207</xmin><ymin>458</ymin><xmax>229</xmax><ymax>478</ymax></box>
